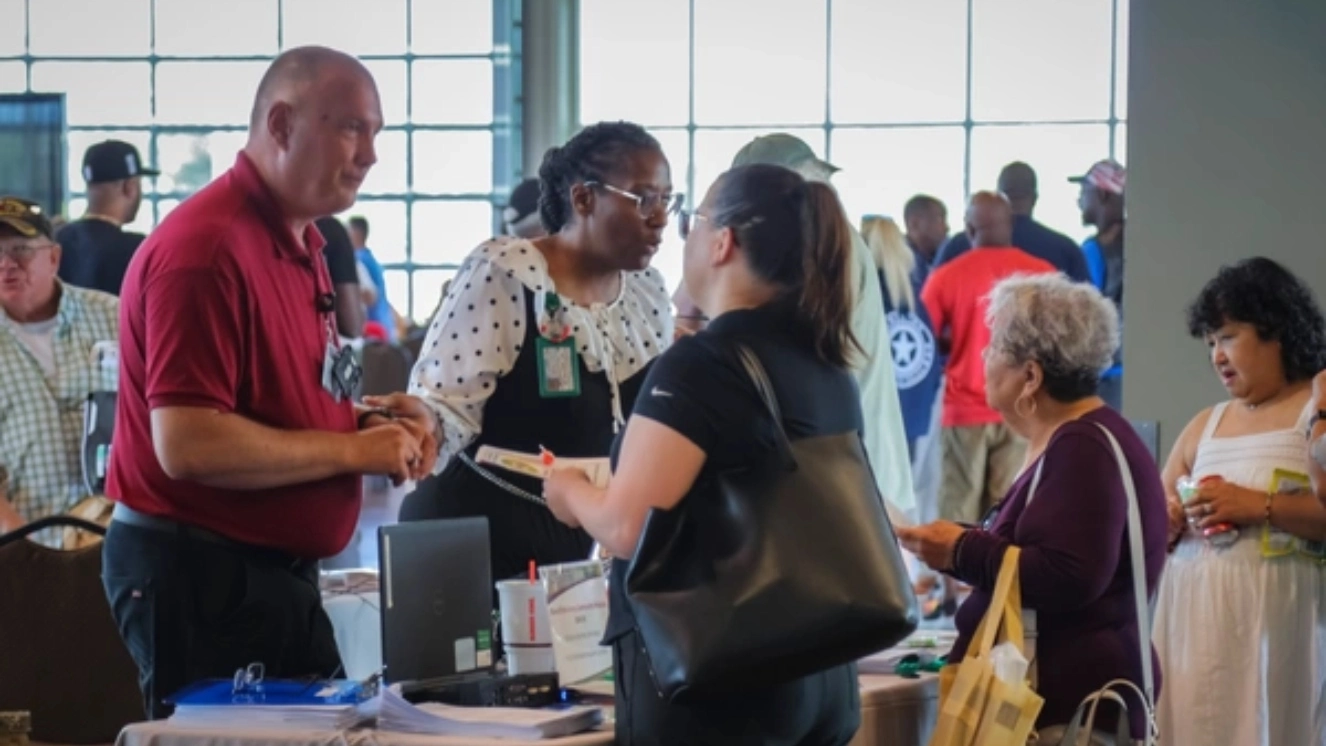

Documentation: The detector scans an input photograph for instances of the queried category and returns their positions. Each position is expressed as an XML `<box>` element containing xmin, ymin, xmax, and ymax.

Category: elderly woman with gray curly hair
<box><xmin>899</xmin><ymin>273</ymin><xmax>1168</xmax><ymax>742</ymax></box>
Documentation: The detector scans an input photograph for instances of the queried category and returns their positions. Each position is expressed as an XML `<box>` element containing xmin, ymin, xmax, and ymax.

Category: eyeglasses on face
<box><xmin>0</xmin><ymin>242</ymin><xmax>54</xmax><ymax>265</ymax></box>
<box><xmin>677</xmin><ymin>209</ymin><xmax>712</xmax><ymax>240</ymax></box>
<box><xmin>584</xmin><ymin>181</ymin><xmax>683</xmax><ymax>219</ymax></box>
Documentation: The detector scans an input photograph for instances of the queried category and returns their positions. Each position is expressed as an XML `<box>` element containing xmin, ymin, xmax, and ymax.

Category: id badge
<box><xmin>322</xmin><ymin>343</ymin><xmax>343</xmax><ymax>401</ymax></box>
<box><xmin>536</xmin><ymin>336</ymin><xmax>581</xmax><ymax>398</ymax></box>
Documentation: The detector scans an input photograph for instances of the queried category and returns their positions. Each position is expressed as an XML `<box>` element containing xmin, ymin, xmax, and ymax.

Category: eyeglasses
<box><xmin>0</xmin><ymin>242</ymin><xmax>54</xmax><ymax>265</ymax></box>
<box><xmin>585</xmin><ymin>181</ymin><xmax>683</xmax><ymax>219</ymax></box>
<box><xmin>678</xmin><ymin>209</ymin><xmax>711</xmax><ymax>240</ymax></box>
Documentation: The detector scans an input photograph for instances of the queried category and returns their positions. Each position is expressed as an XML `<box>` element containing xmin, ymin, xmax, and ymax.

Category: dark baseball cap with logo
<box><xmin>82</xmin><ymin>140</ymin><xmax>160</xmax><ymax>185</ymax></box>
<box><xmin>0</xmin><ymin>197</ymin><xmax>54</xmax><ymax>239</ymax></box>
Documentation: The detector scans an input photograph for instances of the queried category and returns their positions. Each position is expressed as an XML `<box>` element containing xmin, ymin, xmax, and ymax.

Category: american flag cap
<box><xmin>1069</xmin><ymin>159</ymin><xmax>1126</xmax><ymax>194</ymax></box>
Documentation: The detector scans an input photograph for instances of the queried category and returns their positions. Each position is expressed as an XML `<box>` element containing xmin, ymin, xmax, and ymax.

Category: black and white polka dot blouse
<box><xmin>409</xmin><ymin>236</ymin><xmax>674</xmax><ymax>466</ymax></box>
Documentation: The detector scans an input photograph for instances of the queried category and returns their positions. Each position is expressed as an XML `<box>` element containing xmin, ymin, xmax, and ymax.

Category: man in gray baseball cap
<box><xmin>726</xmin><ymin>133</ymin><xmax>915</xmax><ymax>523</ymax></box>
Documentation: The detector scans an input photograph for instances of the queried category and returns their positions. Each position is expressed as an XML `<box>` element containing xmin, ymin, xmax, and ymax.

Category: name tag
<box><xmin>536</xmin><ymin>337</ymin><xmax>580</xmax><ymax>398</ymax></box>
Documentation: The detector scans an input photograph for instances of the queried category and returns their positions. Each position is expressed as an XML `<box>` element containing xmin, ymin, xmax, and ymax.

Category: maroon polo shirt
<box><xmin>107</xmin><ymin>151</ymin><xmax>360</xmax><ymax>559</ymax></box>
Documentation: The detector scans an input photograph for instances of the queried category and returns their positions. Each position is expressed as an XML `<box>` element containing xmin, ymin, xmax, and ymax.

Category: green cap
<box><xmin>730</xmin><ymin>133</ymin><xmax>839</xmax><ymax>173</ymax></box>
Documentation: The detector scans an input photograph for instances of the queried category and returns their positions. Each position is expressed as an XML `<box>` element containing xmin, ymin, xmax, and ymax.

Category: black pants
<box><xmin>101</xmin><ymin>520</ymin><xmax>343</xmax><ymax>719</ymax></box>
<box><xmin>611</xmin><ymin>629</ymin><xmax>861</xmax><ymax>746</ymax></box>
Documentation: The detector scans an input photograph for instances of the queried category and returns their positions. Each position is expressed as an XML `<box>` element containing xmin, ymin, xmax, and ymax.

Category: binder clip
<box><xmin>232</xmin><ymin>662</ymin><xmax>266</xmax><ymax>699</ymax></box>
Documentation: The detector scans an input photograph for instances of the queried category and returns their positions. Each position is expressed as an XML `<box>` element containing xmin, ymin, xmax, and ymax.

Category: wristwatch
<box><xmin>1307</xmin><ymin>409</ymin><xmax>1326</xmax><ymax>440</ymax></box>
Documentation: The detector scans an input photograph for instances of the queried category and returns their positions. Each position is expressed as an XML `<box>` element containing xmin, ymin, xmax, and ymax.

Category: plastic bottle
<box><xmin>1176</xmin><ymin>475</ymin><xmax>1240</xmax><ymax>547</ymax></box>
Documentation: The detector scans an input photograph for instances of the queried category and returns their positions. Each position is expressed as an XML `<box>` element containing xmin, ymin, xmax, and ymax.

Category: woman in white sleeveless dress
<box><xmin>1154</xmin><ymin>257</ymin><xmax>1326</xmax><ymax>746</ymax></box>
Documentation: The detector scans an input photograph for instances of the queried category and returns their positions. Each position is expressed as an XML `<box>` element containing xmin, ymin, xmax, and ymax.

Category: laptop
<box><xmin>378</xmin><ymin>518</ymin><xmax>495</xmax><ymax>685</ymax></box>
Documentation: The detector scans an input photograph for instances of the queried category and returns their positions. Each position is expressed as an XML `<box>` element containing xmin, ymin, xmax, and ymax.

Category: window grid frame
<box><xmin>602</xmin><ymin>0</ymin><xmax>1126</xmax><ymax>211</ymax></box>
<box><xmin>8</xmin><ymin>0</ymin><xmax>522</xmax><ymax>322</ymax></box>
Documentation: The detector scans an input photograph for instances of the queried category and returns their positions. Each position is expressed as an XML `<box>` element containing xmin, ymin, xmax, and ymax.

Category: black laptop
<box><xmin>378</xmin><ymin>518</ymin><xmax>495</xmax><ymax>685</ymax></box>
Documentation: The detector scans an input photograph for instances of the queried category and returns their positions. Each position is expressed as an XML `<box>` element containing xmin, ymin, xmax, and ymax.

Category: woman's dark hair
<box><xmin>708</xmin><ymin>163</ymin><xmax>861</xmax><ymax>367</ymax></box>
<box><xmin>536</xmin><ymin>121</ymin><xmax>662</xmax><ymax>233</ymax></box>
<box><xmin>1186</xmin><ymin>256</ymin><xmax>1326</xmax><ymax>382</ymax></box>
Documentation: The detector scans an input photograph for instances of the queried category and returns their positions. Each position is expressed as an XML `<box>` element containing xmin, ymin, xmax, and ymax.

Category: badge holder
<box><xmin>536</xmin><ymin>293</ymin><xmax>581</xmax><ymax>398</ymax></box>
<box><xmin>322</xmin><ymin>343</ymin><xmax>363</xmax><ymax>403</ymax></box>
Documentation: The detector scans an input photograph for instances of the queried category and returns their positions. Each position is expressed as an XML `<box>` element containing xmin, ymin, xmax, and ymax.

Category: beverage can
<box><xmin>1176</xmin><ymin>475</ymin><xmax>1240</xmax><ymax>547</ymax></box>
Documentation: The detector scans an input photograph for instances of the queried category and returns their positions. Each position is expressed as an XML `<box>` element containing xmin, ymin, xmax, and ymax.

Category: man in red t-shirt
<box><xmin>922</xmin><ymin>192</ymin><xmax>1056</xmax><ymax>527</ymax></box>
<box><xmin>102</xmin><ymin>46</ymin><xmax>436</xmax><ymax>719</ymax></box>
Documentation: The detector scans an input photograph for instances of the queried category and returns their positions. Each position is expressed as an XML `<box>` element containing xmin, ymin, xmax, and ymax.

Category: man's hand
<box><xmin>352</xmin><ymin>424</ymin><xmax>424</xmax><ymax>487</ymax></box>
<box><xmin>361</xmin><ymin>393</ymin><xmax>440</xmax><ymax>479</ymax></box>
<box><xmin>1313</xmin><ymin>369</ymin><xmax>1326</xmax><ymax>408</ymax></box>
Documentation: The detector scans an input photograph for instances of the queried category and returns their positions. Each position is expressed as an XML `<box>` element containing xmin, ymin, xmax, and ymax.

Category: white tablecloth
<box><xmin>322</xmin><ymin>592</ymin><xmax>382</xmax><ymax>681</ymax></box>
<box><xmin>115</xmin><ymin>722</ymin><xmax>613</xmax><ymax>746</ymax></box>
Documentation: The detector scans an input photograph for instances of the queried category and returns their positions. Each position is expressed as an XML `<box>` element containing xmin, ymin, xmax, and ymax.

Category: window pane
<box><xmin>1113</xmin><ymin>123</ymin><xmax>1127</xmax><ymax>167</ymax></box>
<box><xmin>339</xmin><ymin>200</ymin><xmax>408</xmax><ymax>264</ymax></box>
<box><xmin>156</xmin><ymin>198</ymin><xmax>181</xmax><ymax>225</ymax></box>
<box><xmin>830</xmin><ymin>0</ymin><xmax>967</xmax><ymax>124</ymax></box>
<box><xmin>0</xmin><ymin>62</ymin><xmax>27</xmax><ymax>92</ymax></box>
<box><xmin>154</xmin><ymin>131</ymin><xmax>247</xmax><ymax>195</ymax></box>
<box><xmin>282</xmin><ymin>0</ymin><xmax>408</xmax><ymax>56</ymax></box>
<box><xmin>693</xmin><ymin>0</ymin><xmax>827</xmax><ymax>126</ymax></box>
<box><xmin>411</xmin><ymin>269</ymin><xmax>458</xmax><ymax>324</ymax></box>
<box><xmin>411</xmin><ymin>0</ymin><xmax>493</xmax><ymax>54</ymax></box>
<box><xmin>156</xmin><ymin>62</ymin><xmax>266</xmax><ymax>126</ymax></box>
<box><xmin>969</xmin><ymin>124</ymin><xmax>1111</xmax><ymax>239</ymax></box>
<box><xmin>31</xmin><ymin>62</ymin><xmax>152</xmax><ymax>126</ymax></box>
<box><xmin>411</xmin><ymin>61</ymin><xmax>493</xmax><ymax>125</ymax></box>
<box><xmin>382</xmin><ymin>270</ymin><xmax>411</xmax><ymax>322</ymax></box>
<box><xmin>65</xmin><ymin>197</ymin><xmax>86</xmax><ymax>222</ymax></box>
<box><xmin>29</xmin><ymin>0</ymin><xmax>150</xmax><ymax>57</ymax></box>
<box><xmin>411</xmin><ymin>200</ymin><xmax>494</xmax><ymax>264</ymax></box>
<box><xmin>1114</xmin><ymin>0</ymin><xmax>1129</xmax><ymax>119</ymax></box>
<box><xmin>412</xmin><ymin>131</ymin><xmax>493</xmax><ymax>194</ymax></box>
<box><xmin>579</xmin><ymin>0</ymin><xmax>690</xmax><ymax>127</ymax></box>
<box><xmin>361</xmin><ymin>130</ymin><xmax>408</xmax><ymax>195</ymax></box>
<box><xmin>363</xmin><ymin>60</ymin><xmax>408</xmax><ymax>127</ymax></box>
<box><xmin>154</xmin><ymin>0</ymin><xmax>278</xmax><ymax>55</ymax></box>
<box><xmin>644</xmin><ymin>128</ymin><xmax>690</xmax><ymax>292</ymax></box>
<box><xmin>691</xmin><ymin>128</ymin><xmax>825</xmax><ymax>207</ymax></box>
<box><xmin>65</xmin><ymin>130</ymin><xmax>152</xmax><ymax>193</ymax></box>
<box><xmin>971</xmin><ymin>0</ymin><xmax>1113</xmax><ymax>122</ymax></box>
<box><xmin>0</xmin><ymin>0</ymin><xmax>25</xmax><ymax>56</ymax></box>
<box><xmin>829</xmin><ymin>127</ymin><xmax>967</xmax><ymax>230</ymax></box>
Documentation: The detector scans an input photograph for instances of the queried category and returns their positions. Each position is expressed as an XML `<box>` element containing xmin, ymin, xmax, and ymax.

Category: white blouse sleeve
<box><xmin>408</xmin><ymin>254</ymin><xmax>526</xmax><ymax>469</ymax></box>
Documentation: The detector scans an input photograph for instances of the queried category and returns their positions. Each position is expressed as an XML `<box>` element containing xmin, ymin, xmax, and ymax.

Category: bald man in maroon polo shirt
<box><xmin>102</xmin><ymin>46</ymin><xmax>437</xmax><ymax>719</ymax></box>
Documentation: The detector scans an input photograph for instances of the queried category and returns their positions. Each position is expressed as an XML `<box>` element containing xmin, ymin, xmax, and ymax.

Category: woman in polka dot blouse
<box><xmin>376</xmin><ymin>122</ymin><xmax>678</xmax><ymax>584</ymax></box>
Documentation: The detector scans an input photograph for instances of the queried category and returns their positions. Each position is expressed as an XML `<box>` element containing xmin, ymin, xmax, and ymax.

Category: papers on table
<box><xmin>857</xmin><ymin>630</ymin><xmax>958</xmax><ymax>674</ymax></box>
<box><xmin>378</xmin><ymin>687</ymin><xmax>603</xmax><ymax>740</ymax></box>
<box><xmin>475</xmin><ymin>445</ymin><xmax>611</xmax><ymax>488</ymax></box>
<box><xmin>165</xmin><ymin>678</ymin><xmax>375</xmax><ymax>731</ymax></box>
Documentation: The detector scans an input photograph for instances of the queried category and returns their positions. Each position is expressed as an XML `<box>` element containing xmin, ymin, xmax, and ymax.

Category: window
<box><xmin>4</xmin><ymin>0</ymin><xmax>519</xmax><ymax>325</ymax></box>
<box><xmin>580</xmin><ymin>0</ymin><xmax>1128</xmax><ymax>292</ymax></box>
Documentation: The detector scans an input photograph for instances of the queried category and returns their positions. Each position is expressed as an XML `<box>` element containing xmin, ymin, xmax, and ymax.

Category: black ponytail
<box><xmin>536</xmin><ymin>121</ymin><xmax>662</xmax><ymax>234</ymax></box>
<box><xmin>708</xmin><ymin>164</ymin><xmax>861</xmax><ymax>367</ymax></box>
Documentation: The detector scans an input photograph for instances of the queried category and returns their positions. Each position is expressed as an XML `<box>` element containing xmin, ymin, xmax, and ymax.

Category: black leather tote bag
<box><xmin>625</xmin><ymin>344</ymin><xmax>919</xmax><ymax>703</ymax></box>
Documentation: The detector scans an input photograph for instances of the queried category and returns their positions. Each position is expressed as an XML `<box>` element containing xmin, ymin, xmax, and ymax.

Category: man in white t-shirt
<box><xmin>0</xmin><ymin>196</ymin><xmax>120</xmax><ymax>544</ymax></box>
<box><xmin>721</xmin><ymin>135</ymin><xmax>916</xmax><ymax>522</ymax></box>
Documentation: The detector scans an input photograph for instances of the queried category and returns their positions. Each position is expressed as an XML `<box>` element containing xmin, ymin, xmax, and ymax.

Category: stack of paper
<box><xmin>377</xmin><ymin>687</ymin><xmax>603</xmax><ymax>740</ymax></box>
<box><xmin>858</xmin><ymin>630</ymin><xmax>958</xmax><ymax>674</ymax></box>
<box><xmin>166</xmin><ymin>678</ymin><xmax>375</xmax><ymax>731</ymax></box>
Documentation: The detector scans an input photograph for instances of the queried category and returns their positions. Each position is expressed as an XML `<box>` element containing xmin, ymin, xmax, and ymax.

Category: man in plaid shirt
<box><xmin>0</xmin><ymin>196</ymin><xmax>119</xmax><ymax>546</ymax></box>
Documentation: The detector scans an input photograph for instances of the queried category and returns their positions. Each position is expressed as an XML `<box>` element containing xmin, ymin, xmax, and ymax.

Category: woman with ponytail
<box><xmin>544</xmin><ymin>164</ymin><xmax>864</xmax><ymax>745</ymax></box>
<box><xmin>375</xmin><ymin>121</ymin><xmax>678</xmax><ymax>586</ymax></box>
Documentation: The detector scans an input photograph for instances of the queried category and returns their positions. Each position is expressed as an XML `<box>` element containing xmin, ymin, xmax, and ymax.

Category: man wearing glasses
<box><xmin>0</xmin><ymin>197</ymin><xmax>120</xmax><ymax>545</ymax></box>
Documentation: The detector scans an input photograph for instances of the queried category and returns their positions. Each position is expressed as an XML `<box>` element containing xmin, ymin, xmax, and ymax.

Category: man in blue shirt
<box><xmin>347</xmin><ymin>215</ymin><xmax>396</xmax><ymax>341</ymax></box>
<box><xmin>932</xmin><ymin>162</ymin><xmax>1088</xmax><ymax>282</ymax></box>
<box><xmin>1072</xmin><ymin>159</ymin><xmax>1126</xmax><ymax>410</ymax></box>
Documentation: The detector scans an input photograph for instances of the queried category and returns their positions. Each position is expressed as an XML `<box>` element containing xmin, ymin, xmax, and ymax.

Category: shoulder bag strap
<box><xmin>1091</xmin><ymin>422</ymin><xmax>1158</xmax><ymax>732</ymax></box>
<box><xmin>733</xmin><ymin>343</ymin><xmax>796</xmax><ymax>468</ymax></box>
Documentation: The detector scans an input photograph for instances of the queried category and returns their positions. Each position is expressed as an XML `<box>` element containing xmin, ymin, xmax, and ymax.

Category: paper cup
<box><xmin>495</xmin><ymin>579</ymin><xmax>555</xmax><ymax>673</ymax></box>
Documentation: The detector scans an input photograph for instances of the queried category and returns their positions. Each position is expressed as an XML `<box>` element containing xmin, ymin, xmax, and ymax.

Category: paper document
<box><xmin>377</xmin><ymin>687</ymin><xmax>603</xmax><ymax>739</ymax></box>
<box><xmin>475</xmin><ymin>445</ymin><xmax>611</xmax><ymax>488</ymax></box>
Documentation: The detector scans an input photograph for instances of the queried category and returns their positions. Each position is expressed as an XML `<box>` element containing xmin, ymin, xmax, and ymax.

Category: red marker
<box><xmin>539</xmin><ymin>446</ymin><xmax>556</xmax><ymax>467</ymax></box>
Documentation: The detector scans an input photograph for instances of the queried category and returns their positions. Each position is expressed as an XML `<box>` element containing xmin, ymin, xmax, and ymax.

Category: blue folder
<box><xmin>165</xmin><ymin>678</ymin><xmax>370</xmax><ymax>707</ymax></box>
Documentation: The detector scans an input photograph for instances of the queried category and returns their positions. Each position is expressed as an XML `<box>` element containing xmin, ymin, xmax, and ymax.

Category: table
<box><xmin>323</xmin><ymin>592</ymin><xmax>382</xmax><ymax>681</ymax></box>
<box><xmin>115</xmin><ymin>722</ymin><xmax>613</xmax><ymax>746</ymax></box>
<box><xmin>851</xmin><ymin>674</ymin><xmax>938</xmax><ymax>746</ymax></box>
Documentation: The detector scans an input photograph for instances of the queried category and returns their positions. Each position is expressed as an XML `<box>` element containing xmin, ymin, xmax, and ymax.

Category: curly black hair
<box><xmin>536</xmin><ymin>121</ymin><xmax>661</xmax><ymax>234</ymax></box>
<box><xmin>1186</xmin><ymin>256</ymin><xmax>1326</xmax><ymax>382</ymax></box>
